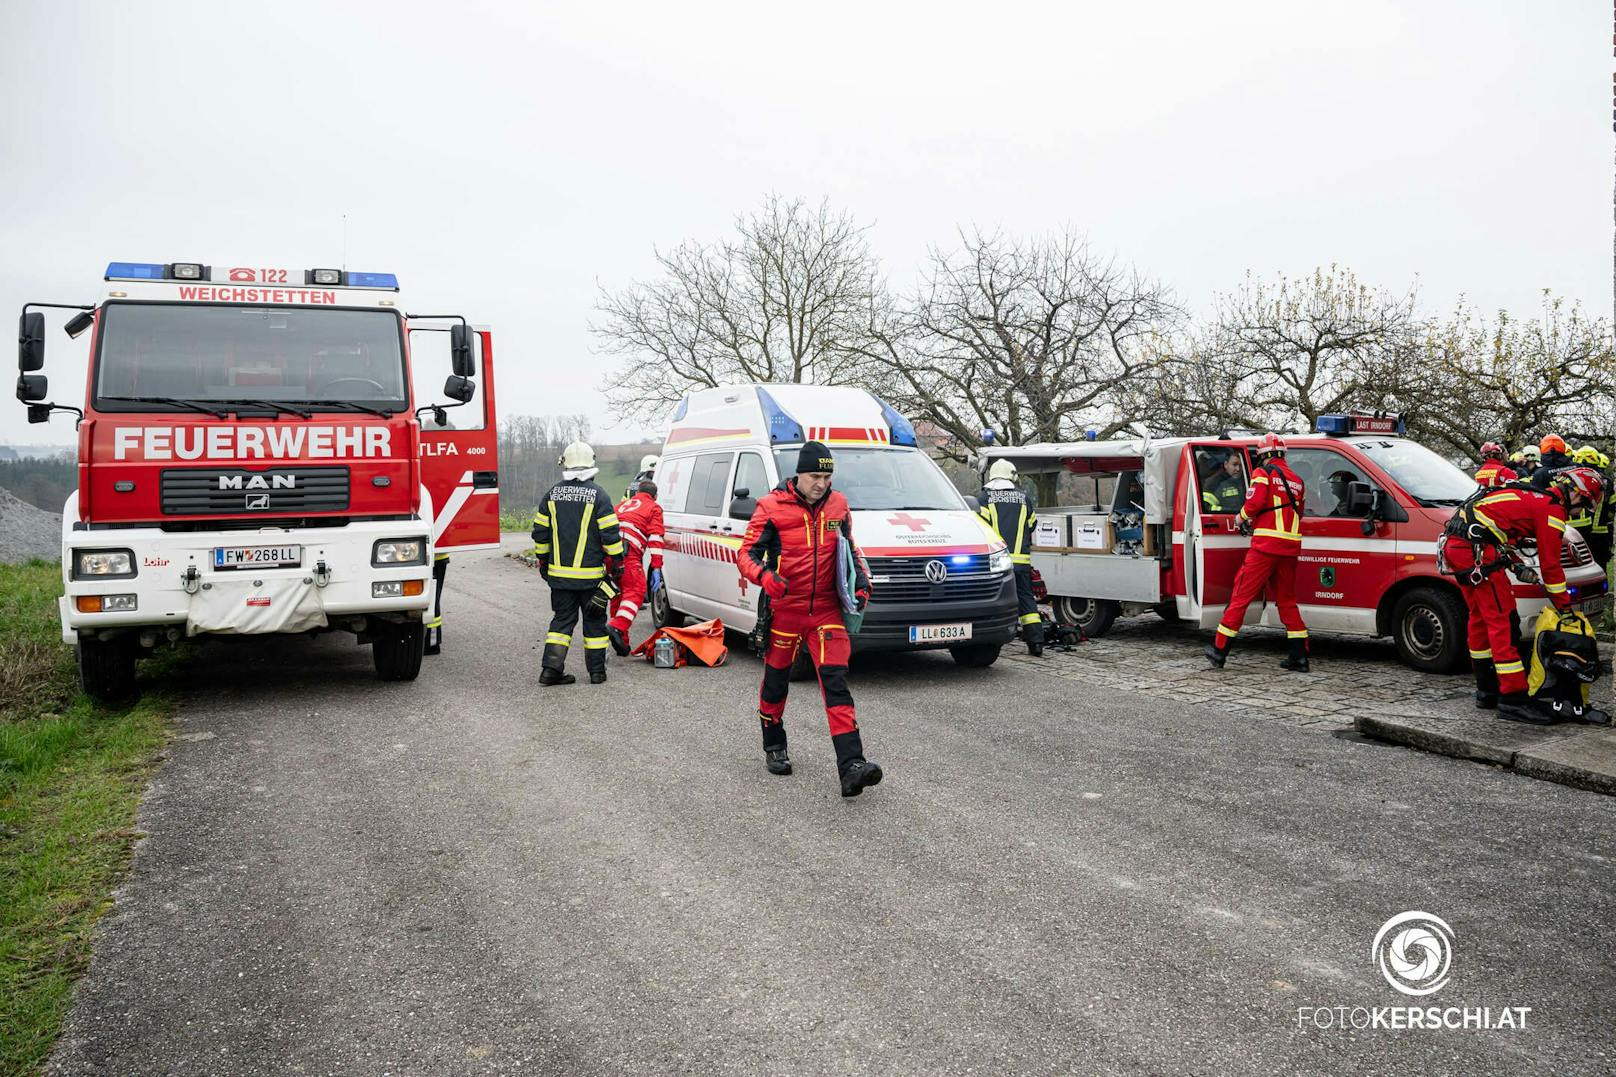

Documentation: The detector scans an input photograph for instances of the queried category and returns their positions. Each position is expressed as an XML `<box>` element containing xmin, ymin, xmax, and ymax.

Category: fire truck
<box><xmin>15</xmin><ymin>261</ymin><xmax>501</xmax><ymax>699</ymax></box>
<box><xmin>978</xmin><ymin>414</ymin><xmax>1611</xmax><ymax>672</ymax></box>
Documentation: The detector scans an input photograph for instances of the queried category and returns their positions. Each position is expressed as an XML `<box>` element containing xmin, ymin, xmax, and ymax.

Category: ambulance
<box><xmin>978</xmin><ymin>413</ymin><xmax>1610</xmax><ymax>672</ymax></box>
<box><xmin>655</xmin><ymin>385</ymin><xmax>1019</xmax><ymax>667</ymax></box>
<box><xmin>16</xmin><ymin>260</ymin><xmax>501</xmax><ymax>699</ymax></box>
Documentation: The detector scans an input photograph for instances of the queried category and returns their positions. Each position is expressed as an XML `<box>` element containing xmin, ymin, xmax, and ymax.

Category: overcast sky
<box><xmin>2</xmin><ymin>0</ymin><xmax>1608</xmax><ymax>448</ymax></box>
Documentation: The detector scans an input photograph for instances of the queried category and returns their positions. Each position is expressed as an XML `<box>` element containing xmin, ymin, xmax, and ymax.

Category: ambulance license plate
<box><xmin>213</xmin><ymin>545</ymin><xmax>301</xmax><ymax>570</ymax></box>
<box><xmin>910</xmin><ymin>622</ymin><xmax>971</xmax><ymax>643</ymax></box>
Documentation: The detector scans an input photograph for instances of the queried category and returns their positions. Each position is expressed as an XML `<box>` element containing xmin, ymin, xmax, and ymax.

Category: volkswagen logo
<box><xmin>924</xmin><ymin>559</ymin><xmax>948</xmax><ymax>584</ymax></box>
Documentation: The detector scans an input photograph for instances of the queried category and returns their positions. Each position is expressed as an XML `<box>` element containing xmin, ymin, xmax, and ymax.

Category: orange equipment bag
<box><xmin>631</xmin><ymin>618</ymin><xmax>729</xmax><ymax>668</ymax></box>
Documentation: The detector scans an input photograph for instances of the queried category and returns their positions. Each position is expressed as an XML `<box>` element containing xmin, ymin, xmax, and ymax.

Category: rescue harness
<box><xmin>1440</xmin><ymin>481</ymin><xmax>1543</xmax><ymax>587</ymax></box>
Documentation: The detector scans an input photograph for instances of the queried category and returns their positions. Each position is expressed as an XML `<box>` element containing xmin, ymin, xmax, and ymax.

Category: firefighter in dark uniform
<box><xmin>1202</xmin><ymin>452</ymin><xmax>1246</xmax><ymax>513</ymax></box>
<box><xmin>979</xmin><ymin>459</ymin><xmax>1043</xmax><ymax>655</ymax></box>
<box><xmin>532</xmin><ymin>441</ymin><xmax>625</xmax><ymax>686</ymax></box>
<box><xmin>424</xmin><ymin>552</ymin><xmax>449</xmax><ymax>655</ymax></box>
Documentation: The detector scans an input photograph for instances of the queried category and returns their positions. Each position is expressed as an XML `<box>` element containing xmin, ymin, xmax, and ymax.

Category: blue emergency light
<box><xmin>950</xmin><ymin>555</ymin><xmax>970</xmax><ymax>565</ymax></box>
<box><xmin>105</xmin><ymin>262</ymin><xmax>169</xmax><ymax>281</ymax></box>
<box><xmin>344</xmin><ymin>271</ymin><xmax>399</xmax><ymax>290</ymax></box>
<box><xmin>755</xmin><ymin>387</ymin><xmax>805</xmax><ymax>444</ymax></box>
<box><xmin>875</xmin><ymin>396</ymin><xmax>919</xmax><ymax>447</ymax></box>
<box><xmin>1316</xmin><ymin>413</ymin><xmax>1406</xmax><ymax>436</ymax></box>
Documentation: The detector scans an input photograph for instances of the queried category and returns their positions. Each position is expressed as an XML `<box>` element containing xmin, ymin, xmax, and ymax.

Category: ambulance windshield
<box><xmin>774</xmin><ymin>447</ymin><xmax>967</xmax><ymax>511</ymax></box>
<box><xmin>93</xmin><ymin>303</ymin><xmax>407</xmax><ymax>412</ymax></box>
<box><xmin>1351</xmin><ymin>439</ymin><xmax>1476</xmax><ymax>506</ymax></box>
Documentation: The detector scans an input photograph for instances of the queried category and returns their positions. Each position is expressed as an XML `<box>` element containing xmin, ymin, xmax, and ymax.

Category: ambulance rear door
<box><xmin>409</xmin><ymin>321</ymin><xmax>500</xmax><ymax>551</ymax></box>
<box><xmin>1181</xmin><ymin>441</ymin><xmax>1254</xmax><ymax>629</ymax></box>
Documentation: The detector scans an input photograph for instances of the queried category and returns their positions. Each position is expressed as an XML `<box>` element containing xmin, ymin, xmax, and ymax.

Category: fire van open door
<box><xmin>408</xmin><ymin>320</ymin><xmax>501</xmax><ymax>552</ymax></box>
<box><xmin>1183</xmin><ymin>442</ymin><xmax>1254</xmax><ymax>629</ymax></box>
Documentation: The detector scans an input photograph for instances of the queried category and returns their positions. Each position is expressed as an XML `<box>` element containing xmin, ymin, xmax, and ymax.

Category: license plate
<box><xmin>213</xmin><ymin>544</ymin><xmax>301</xmax><ymax>569</ymax></box>
<box><xmin>910</xmin><ymin>622</ymin><xmax>972</xmax><ymax>643</ymax></box>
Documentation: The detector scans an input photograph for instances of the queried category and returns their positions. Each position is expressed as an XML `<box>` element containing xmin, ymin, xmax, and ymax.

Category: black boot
<box><xmin>589</xmin><ymin>670</ymin><xmax>607</xmax><ymax>684</ymax></box>
<box><xmin>1279</xmin><ymin>637</ymin><xmax>1309</xmax><ymax>672</ymax></box>
<box><xmin>1471</xmin><ymin>658</ymin><xmax>1498</xmax><ymax>710</ymax></box>
<box><xmin>832</xmin><ymin>730</ymin><xmax>882</xmax><ymax>798</ymax></box>
<box><xmin>539</xmin><ymin>667</ymin><xmax>575</xmax><ymax>686</ymax></box>
<box><xmin>765</xmin><ymin>749</ymin><xmax>792</xmax><ymax>775</ymax></box>
<box><xmin>761</xmin><ymin>713</ymin><xmax>791</xmax><ymax>774</ymax></box>
<box><xmin>607</xmin><ymin>625</ymin><xmax>631</xmax><ymax>657</ymax></box>
<box><xmin>1204</xmin><ymin>638</ymin><xmax>1230</xmax><ymax>669</ymax></box>
<box><xmin>1024</xmin><ymin>619</ymin><xmax>1045</xmax><ymax>657</ymax></box>
<box><xmin>1496</xmin><ymin>693</ymin><xmax>1549</xmax><ymax>724</ymax></box>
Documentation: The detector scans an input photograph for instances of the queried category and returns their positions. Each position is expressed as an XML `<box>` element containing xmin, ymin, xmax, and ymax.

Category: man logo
<box><xmin>245</xmin><ymin>494</ymin><xmax>270</xmax><ymax>510</ymax></box>
<box><xmin>1372</xmin><ymin>911</ymin><xmax>1454</xmax><ymax>996</ymax></box>
<box><xmin>219</xmin><ymin>474</ymin><xmax>296</xmax><ymax>491</ymax></box>
<box><xmin>924</xmin><ymin>559</ymin><xmax>949</xmax><ymax>584</ymax></box>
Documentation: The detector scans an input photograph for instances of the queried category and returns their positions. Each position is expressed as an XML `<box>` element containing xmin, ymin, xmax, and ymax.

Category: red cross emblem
<box><xmin>888</xmin><ymin>512</ymin><xmax>930</xmax><ymax>532</ymax></box>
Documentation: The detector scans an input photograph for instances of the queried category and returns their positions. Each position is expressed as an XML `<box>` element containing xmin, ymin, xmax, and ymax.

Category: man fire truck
<box><xmin>15</xmin><ymin>260</ymin><xmax>501</xmax><ymax>700</ymax></box>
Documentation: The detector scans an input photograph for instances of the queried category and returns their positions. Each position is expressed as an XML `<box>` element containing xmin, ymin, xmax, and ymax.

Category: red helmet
<box><xmin>1556</xmin><ymin>466</ymin><xmax>1605</xmax><ymax>505</ymax></box>
<box><xmin>1256</xmin><ymin>432</ymin><xmax>1286</xmax><ymax>456</ymax></box>
<box><xmin>1540</xmin><ymin>434</ymin><xmax>1568</xmax><ymax>455</ymax></box>
<box><xmin>1480</xmin><ymin>441</ymin><xmax>1505</xmax><ymax>460</ymax></box>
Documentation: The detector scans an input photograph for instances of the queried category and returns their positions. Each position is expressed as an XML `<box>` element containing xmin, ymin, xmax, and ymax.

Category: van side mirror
<box><xmin>442</xmin><ymin>374</ymin><xmax>474</xmax><ymax>403</ymax></box>
<box><xmin>449</xmin><ymin>324</ymin><xmax>475</xmax><ymax>378</ymax></box>
<box><xmin>1346</xmin><ymin>481</ymin><xmax>1374</xmax><ymax>516</ymax></box>
<box><xmin>729</xmin><ymin>494</ymin><xmax>757</xmax><ymax>520</ymax></box>
<box><xmin>19</xmin><ymin>312</ymin><xmax>45</xmax><ymax>371</ymax></box>
<box><xmin>964</xmin><ymin>494</ymin><xmax>980</xmax><ymax>511</ymax></box>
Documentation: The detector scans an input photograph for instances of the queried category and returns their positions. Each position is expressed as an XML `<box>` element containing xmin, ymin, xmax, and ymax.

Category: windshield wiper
<box><xmin>101</xmin><ymin>396</ymin><xmax>232</xmax><ymax>418</ymax></box>
<box><xmin>212</xmin><ymin>398</ymin><xmax>313</xmax><ymax>419</ymax></box>
<box><xmin>287</xmin><ymin>400</ymin><xmax>395</xmax><ymax>419</ymax></box>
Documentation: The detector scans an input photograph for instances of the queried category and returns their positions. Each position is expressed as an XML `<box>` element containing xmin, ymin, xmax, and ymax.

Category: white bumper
<box><xmin>59</xmin><ymin>513</ymin><xmax>433</xmax><ymax>645</ymax></box>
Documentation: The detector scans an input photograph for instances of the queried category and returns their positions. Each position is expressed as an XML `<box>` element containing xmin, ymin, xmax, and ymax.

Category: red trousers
<box><xmin>1443</xmin><ymin>535</ymin><xmax>1527</xmax><ymax>695</ymax></box>
<box><xmin>1215</xmin><ymin>548</ymin><xmax>1307</xmax><ymax>647</ymax></box>
<box><xmin>758</xmin><ymin>607</ymin><xmax>857</xmax><ymax>737</ymax></box>
<box><xmin>607</xmin><ymin>553</ymin><xmax>647</xmax><ymax>634</ymax></box>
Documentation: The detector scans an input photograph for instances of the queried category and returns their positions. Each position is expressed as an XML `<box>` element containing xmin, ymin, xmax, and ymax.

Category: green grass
<box><xmin>0</xmin><ymin>560</ymin><xmax>174</xmax><ymax>1076</ymax></box>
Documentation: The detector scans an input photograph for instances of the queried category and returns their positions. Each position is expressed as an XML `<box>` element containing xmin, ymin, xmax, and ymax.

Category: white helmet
<box><xmin>987</xmin><ymin>458</ymin><xmax>1018</xmax><ymax>483</ymax></box>
<box><xmin>639</xmin><ymin>453</ymin><xmax>660</xmax><ymax>474</ymax></box>
<box><xmin>560</xmin><ymin>441</ymin><xmax>596</xmax><ymax>470</ymax></box>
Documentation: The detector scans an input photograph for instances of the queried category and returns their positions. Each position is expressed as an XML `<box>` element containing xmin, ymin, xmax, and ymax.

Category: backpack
<box><xmin>1527</xmin><ymin>606</ymin><xmax>1608</xmax><ymax>725</ymax></box>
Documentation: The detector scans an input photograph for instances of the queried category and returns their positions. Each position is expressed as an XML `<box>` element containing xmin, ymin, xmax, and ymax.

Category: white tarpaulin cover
<box><xmin>978</xmin><ymin>439</ymin><xmax>1192</xmax><ymax>524</ymax></box>
<box><xmin>187</xmin><ymin>576</ymin><xmax>329</xmax><ymax>636</ymax></box>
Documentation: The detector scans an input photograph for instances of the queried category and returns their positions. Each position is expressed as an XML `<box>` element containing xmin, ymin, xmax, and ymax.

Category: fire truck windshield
<box><xmin>773</xmin><ymin>446</ymin><xmax>968</xmax><ymax>511</ymax></box>
<box><xmin>93</xmin><ymin>303</ymin><xmax>407</xmax><ymax>413</ymax></box>
<box><xmin>1350</xmin><ymin>438</ymin><xmax>1477</xmax><ymax>506</ymax></box>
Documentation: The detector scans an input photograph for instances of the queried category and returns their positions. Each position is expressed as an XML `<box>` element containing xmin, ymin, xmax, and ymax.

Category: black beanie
<box><xmin>796</xmin><ymin>441</ymin><xmax>835</xmax><ymax>474</ymax></box>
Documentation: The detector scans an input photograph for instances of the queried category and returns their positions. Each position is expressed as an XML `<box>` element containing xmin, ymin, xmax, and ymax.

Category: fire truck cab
<box><xmin>978</xmin><ymin>414</ymin><xmax>1610</xmax><ymax>672</ymax></box>
<box><xmin>16</xmin><ymin>260</ymin><xmax>501</xmax><ymax>699</ymax></box>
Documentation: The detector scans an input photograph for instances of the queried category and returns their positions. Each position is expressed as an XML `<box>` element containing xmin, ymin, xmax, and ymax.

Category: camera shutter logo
<box><xmin>1372</xmin><ymin>911</ymin><xmax>1454</xmax><ymax>996</ymax></box>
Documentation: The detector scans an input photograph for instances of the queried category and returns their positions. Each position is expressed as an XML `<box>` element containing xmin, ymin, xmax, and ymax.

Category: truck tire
<box><xmin>1052</xmin><ymin>596</ymin><xmax>1119</xmax><ymax>638</ymax></box>
<box><xmin>949</xmin><ymin>643</ymin><xmax>1002</xmax><ymax>668</ymax></box>
<box><xmin>77</xmin><ymin>637</ymin><xmax>137</xmax><ymax>702</ymax></box>
<box><xmin>373</xmin><ymin>621</ymin><xmax>425</xmax><ymax>681</ymax></box>
<box><xmin>1390</xmin><ymin>586</ymin><xmax>1467</xmax><ymax>673</ymax></box>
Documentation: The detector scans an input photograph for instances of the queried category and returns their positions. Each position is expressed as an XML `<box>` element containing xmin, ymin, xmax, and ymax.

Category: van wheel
<box><xmin>1390</xmin><ymin>587</ymin><xmax>1467</xmax><ymax>673</ymax></box>
<box><xmin>373</xmin><ymin>621</ymin><xmax>425</xmax><ymax>681</ymax></box>
<box><xmin>78</xmin><ymin>637</ymin><xmax>138</xmax><ymax>702</ymax></box>
<box><xmin>650</xmin><ymin>582</ymin><xmax>678</xmax><ymax>629</ymax></box>
<box><xmin>1053</xmin><ymin>596</ymin><xmax>1119</xmax><ymax>638</ymax></box>
<box><xmin>950</xmin><ymin>643</ymin><xmax>1002</xmax><ymax>668</ymax></box>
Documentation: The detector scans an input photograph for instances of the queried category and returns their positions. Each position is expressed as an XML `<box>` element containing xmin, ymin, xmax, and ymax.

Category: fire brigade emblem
<box><xmin>1319</xmin><ymin>567</ymin><xmax>1336</xmax><ymax>588</ymax></box>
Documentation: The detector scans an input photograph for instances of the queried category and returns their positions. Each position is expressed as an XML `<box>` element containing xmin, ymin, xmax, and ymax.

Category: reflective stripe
<box><xmin>597</xmin><ymin>512</ymin><xmax>619</xmax><ymax>529</ymax></box>
<box><xmin>425</xmin><ymin>616</ymin><xmax>442</xmax><ymax>628</ymax></box>
<box><xmin>1254</xmin><ymin>527</ymin><xmax>1301</xmax><ymax>540</ymax></box>
<box><xmin>602</xmin><ymin>539</ymin><xmax>626</xmax><ymax>556</ymax></box>
<box><xmin>545</xmin><ymin>631</ymin><xmax>571</xmax><ymax>646</ymax></box>
<box><xmin>1544</xmin><ymin>581</ymin><xmax>1566</xmax><ymax>593</ymax></box>
<box><xmin>1495</xmin><ymin>660</ymin><xmax>1525</xmax><ymax>674</ymax></box>
<box><xmin>1469</xmin><ymin>648</ymin><xmax>1492</xmax><ymax>659</ymax></box>
<box><xmin>1547</xmin><ymin>516</ymin><xmax>1566</xmax><ymax>532</ymax></box>
<box><xmin>571</xmin><ymin>503</ymin><xmax>595</xmax><ymax>568</ymax></box>
<box><xmin>1217</xmin><ymin>624</ymin><xmax>1238</xmax><ymax>638</ymax></box>
<box><xmin>532</xmin><ymin>543</ymin><xmax>551</xmax><ymax>555</ymax></box>
<box><xmin>1011</xmin><ymin>553</ymin><xmax>1032</xmax><ymax>565</ymax></box>
<box><xmin>549</xmin><ymin>564</ymin><xmax>606</xmax><ymax>579</ymax></box>
<box><xmin>615</xmin><ymin>599</ymin><xmax>641</xmax><ymax>618</ymax></box>
<box><xmin>1018</xmin><ymin>612</ymin><xmax>1041</xmax><ymax>625</ymax></box>
<box><xmin>433</xmin><ymin>552</ymin><xmax>450</xmax><ymax>562</ymax></box>
<box><xmin>1285</xmin><ymin>630</ymin><xmax>1308</xmax><ymax>638</ymax></box>
<box><xmin>583</xmin><ymin>635</ymin><xmax>610</xmax><ymax>650</ymax></box>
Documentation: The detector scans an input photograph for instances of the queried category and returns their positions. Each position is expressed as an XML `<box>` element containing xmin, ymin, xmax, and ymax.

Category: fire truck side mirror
<box><xmin>16</xmin><ymin>373</ymin><xmax>48</xmax><ymax>403</ymax></box>
<box><xmin>449</xmin><ymin>324</ymin><xmax>475</xmax><ymax>378</ymax></box>
<box><xmin>19</xmin><ymin>312</ymin><xmax>46</xmax><ymax>371</ymax></box>
<box><xmin>442</xmin><ymin>374</ymin><xmax>474</xmax><ymax>403</ymax></box>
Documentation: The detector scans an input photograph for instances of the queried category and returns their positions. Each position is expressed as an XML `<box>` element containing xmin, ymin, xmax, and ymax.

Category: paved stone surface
<box><xmin>48</xmin><ymin>539</ymin><xmax>1616</xmax><ymax>1075</ymax></box>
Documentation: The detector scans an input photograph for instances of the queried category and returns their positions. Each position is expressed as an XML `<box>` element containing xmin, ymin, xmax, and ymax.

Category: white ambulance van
<box><xmin>655</xmin><ymin>384</ymin><xmax>1019</xmax><ymax>667</ymax></box>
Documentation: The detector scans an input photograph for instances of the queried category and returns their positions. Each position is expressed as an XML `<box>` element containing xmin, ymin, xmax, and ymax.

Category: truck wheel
<box><xmin>373</xmin><ymin>621</ymin><xmax>425</xmax><ymax>681</ymax></box>
<box><xmin>949</xmin><ymin>643</ymin><xmax>1002</xmax><ymax>668</ymax></box>
<box><xmin>77</xmin><ymin>637</ymin><xmax>137</xmax><ymax>702</ymax></box>
<box><xmin>1053</xmin><ymin>596</ymin><xmax>1119</xmax><ymax>638</ymax></box>
<box><xmin>1390</xmin><ymin>586</ymin><xmax>1467</xmax><ymax>673</ymax></box>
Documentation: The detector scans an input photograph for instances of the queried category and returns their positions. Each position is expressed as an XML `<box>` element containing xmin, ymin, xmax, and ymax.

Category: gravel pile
<box><xmin>0</xmin><ymin>486</ymin><xmax>62</xmax><ymax>563</ymax></box>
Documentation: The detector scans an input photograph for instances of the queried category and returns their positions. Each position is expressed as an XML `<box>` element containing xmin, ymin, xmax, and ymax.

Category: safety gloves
<box><xmin>761</xmin><ymin>569</ymin><xmax>789</xmax><ymax>600</ymax></box>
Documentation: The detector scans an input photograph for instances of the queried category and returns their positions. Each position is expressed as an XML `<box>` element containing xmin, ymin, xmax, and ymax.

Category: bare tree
<box><xmin>593</xmin><ymin>195</ymin><xmax>889</xmax><ymax>425</ymax></box>
<box><xmin>853</xmin><ymin>228</ymin><xmax>1184</xmax><ymax>463</ymax></box>
<box><xmin>498</xmin><ymin>414</ymin><xmax>592</xmax><ymax>510</ymax></box>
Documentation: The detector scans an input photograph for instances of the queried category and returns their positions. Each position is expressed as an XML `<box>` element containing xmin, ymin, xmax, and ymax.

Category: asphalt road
<box><xmin>50</xmin><ymin>540</ymin><xmax>1616</xmax><ymax>1075</ymax></box>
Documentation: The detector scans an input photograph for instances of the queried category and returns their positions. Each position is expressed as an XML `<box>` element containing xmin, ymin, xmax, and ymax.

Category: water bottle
<box><xmin>653</xmin><ymin>635</ymin><xmax>677</xmax><ymax>669</ymax></box>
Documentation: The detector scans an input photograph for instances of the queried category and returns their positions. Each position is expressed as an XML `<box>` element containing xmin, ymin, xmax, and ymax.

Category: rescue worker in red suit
<box><xmin>1205</xmin><ymin>433</ymin><xmax>1311</xmax><ymax>672</ymax></box>
<box><xmin>1473</xmin><ymin>441</ymin><xmax>1516</xmax><ymax>489</ymax></box>
<box><xmin>606</xmin><ymin>480</ymin><xmax>665</xmax><ymax>655</ymax></box>
<box><xmin>739</xmin><ymin>441</ymin><xmax>883</xmax><ymax>797</ymax></box>
<box><xmin>1442</xmin><ymin>467</ymin><xmax>1604</xmax><ymax>723</ymax></box>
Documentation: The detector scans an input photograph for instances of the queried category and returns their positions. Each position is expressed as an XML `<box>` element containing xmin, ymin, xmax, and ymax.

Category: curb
<box><xmin>1357</xmin><ymin>713</ymin><xmax>1616</xmax><ymax>796</ymax></box>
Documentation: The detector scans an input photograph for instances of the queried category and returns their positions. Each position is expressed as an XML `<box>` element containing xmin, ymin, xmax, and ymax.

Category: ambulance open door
<box><xmin>408</xmin><ymin>320</ymin><xmax>501</xmax><ymax>552</ymax></box>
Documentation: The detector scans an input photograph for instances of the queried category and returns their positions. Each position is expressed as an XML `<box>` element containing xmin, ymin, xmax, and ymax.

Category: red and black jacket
<box><xmin>740</xmin><ymin>479</ymin><xmax>870</xmax><ymax>615</ymax></box>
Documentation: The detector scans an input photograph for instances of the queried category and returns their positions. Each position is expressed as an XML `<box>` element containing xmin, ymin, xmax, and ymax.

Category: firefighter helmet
<box><xmin>1555</xmin><ymin>467</ymin><xmax>1605</xmax><ymax>506</ymax></box>
<box><xmin>1480</xmin><ymin>441</ymin><xmax>1505</xmax><ymax>460</ymax></box>
<box><xmin>559</xmin><ymin>441</ymin><xmax>596</xmax><ymax>470</ymax></box>
<box><xmin>1540</xmin><ymin>434</ymin><xmax>1568</xmax><ymax>455</ymax></box>
<box><xmin>1520</xmin><ymin>446</ymin><xmax>1540</xmax><ymax>463</ymax></box>
<box><xmin>639</xmin><ymin>453</ymin><xmax>660</xmax><ymax>474</ymax></box>
<box><xmin>987</xmin><ymin>459</ymin><xmax>1018</xmax><ymax>483</ymax></box>
<box><xmin>1572</xmin><ymin>445</ymin><xmax>1601</xmax><ymax>466</ymax></box>
<box><xmin>1255</xmin><ymin>432</ymin><xmax>1286</xmax><ymax>457</ymax></box>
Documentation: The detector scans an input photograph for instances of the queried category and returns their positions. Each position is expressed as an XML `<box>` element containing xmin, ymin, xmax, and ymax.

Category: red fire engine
<box><xmin>16</xmin><ymin>260</ymin><xmax>500</xmax><ymax>698</ymax></box>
